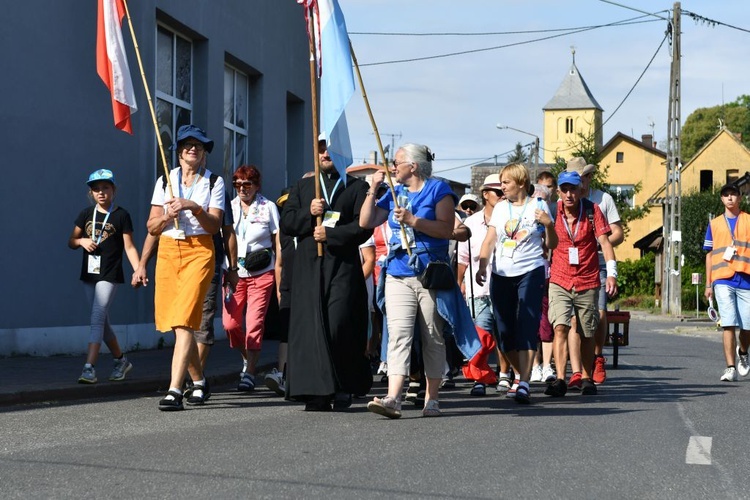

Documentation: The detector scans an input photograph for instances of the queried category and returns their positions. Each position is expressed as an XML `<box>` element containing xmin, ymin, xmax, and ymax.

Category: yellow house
<box><xmin>599</xmin><ymin>133</ymin><xmax>667</xmax><ymax>261</ymax></box>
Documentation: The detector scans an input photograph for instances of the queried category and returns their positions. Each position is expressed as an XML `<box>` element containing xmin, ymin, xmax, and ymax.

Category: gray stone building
<box><xmin>0</xmin><ymin>1</ymin><xmax>312</xmax><ymax>355</ymax></box>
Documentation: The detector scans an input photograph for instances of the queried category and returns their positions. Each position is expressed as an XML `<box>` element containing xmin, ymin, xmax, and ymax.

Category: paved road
<box><xmin>1</xmin><ymin>315</ymin><xmax>746</xmax><ymax>499</ymax></box>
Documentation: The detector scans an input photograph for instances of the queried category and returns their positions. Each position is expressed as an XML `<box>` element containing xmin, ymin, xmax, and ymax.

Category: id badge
<box><xmin>87</xmin><ymin>255</ymin><xmax>101</xmax><ymax>275</ymax></box>
<box><xmin>501</xmin><ymin>239</ymin><xmax>517</xmax><ymax>258</ymax></box>
<box><xmin>400</xmin><ymin>226</ymin><xmax>416</xmax><ymax>249</ymax></box>
<box><xmin>568</xmin><ymin>247</ymin><xmax>580</xmax><ymax>265</ymax></box>
<box><xmin>237</xmin><ymin>241</ymin><xmax>247</xmax><ymax>259</ymax></box>
<box><xmin>322</xmin><ymin>210</ymin><xmax>340</xmax><ymax>228</ymax></box>
<box><xmin>723</xmin><ymin>246</ymin><xmax>737</xmax><ymax>262</ymax></box>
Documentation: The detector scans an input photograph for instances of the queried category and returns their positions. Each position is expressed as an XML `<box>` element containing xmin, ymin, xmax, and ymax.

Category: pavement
<box><xmin>0</xmin><ymin>339</ymin><xmax>280</xmax><ymax>407</ymax></box>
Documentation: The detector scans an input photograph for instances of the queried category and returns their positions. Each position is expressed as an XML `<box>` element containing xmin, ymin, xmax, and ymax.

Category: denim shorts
<box><xmin>714</xmin><ymin>284</ymin><xmax>750</xmax><ymax>329</ymax></box>
<box><xmin>469</xmin><ymin>295</ymin><xmax>495</xmax><ymax>334</ymax></box>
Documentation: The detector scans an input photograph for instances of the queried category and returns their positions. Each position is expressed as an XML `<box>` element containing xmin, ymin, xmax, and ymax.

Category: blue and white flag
<box><xmin>300</xmin><ymin>0</ymin><xmax>355</xmax><ymax>181</ymax></box>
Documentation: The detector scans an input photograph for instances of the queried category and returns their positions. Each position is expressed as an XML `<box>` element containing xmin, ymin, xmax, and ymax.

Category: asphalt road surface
<box><xmin>1</xmin><ymin>317</ymin><xmax>746</xmax><ymax>499</ymax></box>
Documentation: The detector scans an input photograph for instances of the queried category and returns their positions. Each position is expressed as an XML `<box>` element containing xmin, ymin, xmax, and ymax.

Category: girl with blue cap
<box><xmin>68</xmin><ymin>169</ymin><xmax>141</xmax><ymax>384</ymax></box>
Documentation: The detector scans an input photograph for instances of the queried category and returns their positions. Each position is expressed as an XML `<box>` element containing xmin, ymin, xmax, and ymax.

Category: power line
<box><xmin>355</xmin><ymin>15</ymin><xmax>662</xmax><ymax>67</ymax></box>
<box><xmin>683</xmin><ymin>10</ymin><xmax>750</xmax><ymax>34</ymax></box>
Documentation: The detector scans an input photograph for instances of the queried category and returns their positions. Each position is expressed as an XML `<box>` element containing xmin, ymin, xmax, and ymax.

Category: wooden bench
<box><xmin>605</xmin><ymin>310</ymin><xmax>630</xmax><ymax>368</ymax></box>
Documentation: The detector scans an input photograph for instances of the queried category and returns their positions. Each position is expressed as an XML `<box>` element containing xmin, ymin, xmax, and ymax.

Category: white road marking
<box><xmin>686</xmin><ymin>436</ymin><xmax>712</xmax><ymax>465</ymax></box>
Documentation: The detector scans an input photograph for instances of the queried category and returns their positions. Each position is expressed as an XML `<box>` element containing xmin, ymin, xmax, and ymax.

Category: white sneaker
<box><xmin>737</xmin><ymin>347</ymin><xmax>750</xmax><ymax>377</ymax></box>
<box><xmin>530</xmin><ymin>365</ymin><xmax>543</xmax><ymax>383</ymax></box>
<box><xmin>264</xmin><ymin>368</ymin><xmax>285</xmax><ymax>396</ymax></box>
<box><xmin>542</xmin><ymin>364</ymin><xmax>556</xmax><ymax>383</ymax></box>
<box><xmin>720</xmin><ymin>366</ymin><xmax>738</xmax><ymax>382</ymax></box>
<box><xmin>377</xmin><ymin>362</ymin><xmax>388</xmax><ymax>375</ymax></box>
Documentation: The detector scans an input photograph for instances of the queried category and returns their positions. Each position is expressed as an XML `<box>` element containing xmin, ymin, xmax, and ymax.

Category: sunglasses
<box><xmin>233</xmin><ymin>181</ymin><xmax>256</xmax><ymax>189</ymax></box>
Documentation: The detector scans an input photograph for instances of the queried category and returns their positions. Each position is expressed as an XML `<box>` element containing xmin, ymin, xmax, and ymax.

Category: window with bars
<box><xmin>223</xmin><ymin>65</ymin><xmax>249</xmax><ymax>184</ymax></box>
<box><xmin>155</xmin><ymin>25</ymin><xmax>193</xmax><ymax>178</ymax></box>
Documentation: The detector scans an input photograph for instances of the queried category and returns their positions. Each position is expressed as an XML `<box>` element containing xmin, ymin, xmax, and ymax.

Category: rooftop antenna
<box><xmin>648</xmin><ymin>116</ymin><xmax>655</xmax><ymax>138</ymax></box>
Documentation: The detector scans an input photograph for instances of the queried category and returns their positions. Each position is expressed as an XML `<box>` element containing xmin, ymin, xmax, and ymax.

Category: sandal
<box><xmin>186</xmin><ymin>380</ymin><xmax>210</xmax><ymax>406</ymax></box>
<box><xmin>158</xmin><ymin>390</ymin><xmax>184</xmax><ymax>411</ymax></box>
<box><xmin>422</xmin><ymin>399</ymin><xmax>441</xmax><ymax>417</ymax></box>
<box><xmin>514</xmin><ymin>385</ymin><xmax>531</xmax><ymax>404</ymax></box>
<box><xmin>470</xmin><ymin>382</ymin><xmax>486</xmax><ymax>397</ymax></box>
<box><xmin>237</xmin><ymin>372</ymin><xmax>255</xmax><ymax>392</ymax></box>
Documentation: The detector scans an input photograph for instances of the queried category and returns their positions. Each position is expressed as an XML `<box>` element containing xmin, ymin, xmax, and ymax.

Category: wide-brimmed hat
<box><xmin>566</xmin><ymin>157</ymin><xmax>596</xmax><ymax>176</ymax></box>
<box><xmin>87</xmin><ymin>168</ymin><xmax>116</xmax><ymax>187</ymax></box>
<box><xmin>558</xmin><ymin>171</ymin><xmax>582</xmax><ymax>187</ymax></box>
<box><xmin>481</xmin><ymin>174</ymin><xmax>502</xmax><ymax>191</ymax></box>
<box><xmin>171</xmin><ymin>124</ymin><xmax>214</xmax><ymax>153</ymax></box>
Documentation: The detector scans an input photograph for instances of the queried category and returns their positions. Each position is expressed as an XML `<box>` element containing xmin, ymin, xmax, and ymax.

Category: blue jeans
<box><xmin>469</xmin><ymin>295</ymin><xmax>495</xmax><ymax>333</ymax></box>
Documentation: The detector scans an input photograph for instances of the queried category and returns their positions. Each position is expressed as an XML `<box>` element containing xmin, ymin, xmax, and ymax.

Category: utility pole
<box><xmin>662</xmin><ymin>2</ymin><xmax>682</xmax><ymax>316</ymax></box>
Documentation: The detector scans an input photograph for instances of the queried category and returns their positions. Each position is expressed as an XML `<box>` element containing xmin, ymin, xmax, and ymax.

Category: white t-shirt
<box><xmin>488</xmin><ymin>197</ymin><xmax>551</xmax><ymax>277</ymax></box>
<box><xmin>230</xmin><ymin>194</ymin><xmax>279</xmax><ymax>277</ymax></box>
<box><xmin>150</xmin><ymin>168</ymin><xmax>225</xmax><ymax>237</ymax></box>
<box><xmin>587</xmin><ymin>188</ymin><xmax>620</xmax><ymax>265</ymax></box>
<box><xmin>457</xmin><ymin>210</ymin><xmax>491</xmax><ymax>298</ymax></box>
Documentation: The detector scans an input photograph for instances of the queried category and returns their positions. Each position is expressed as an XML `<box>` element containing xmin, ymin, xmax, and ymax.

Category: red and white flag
<box><xmin>96</xmin><ymin>0</ymin><xmax>137</xmax><ymax>134</ymax></box>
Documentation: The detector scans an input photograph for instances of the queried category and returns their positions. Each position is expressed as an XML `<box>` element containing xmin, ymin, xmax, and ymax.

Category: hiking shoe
<box><xmin>568</xmin><ymin>372</ymin><xmax>583</xmax><ymax>391</ymax></box>
<box><xmin>422</xmin><ymin>399</ymin><xmax>441</xmax><ymax>417</ymax></box>
<box><xmin>530</xmin><ymin>365</ymin><xmax>543</xmax><ymax>383</ymax></box>
<box><xmin>544</xmin><ymin>378</ymin><xmax>567</xmax><ymax>397</ymax></box>
<box><xmin>367</xmin><ymin>396</ymin><xmax>402</xmax><ymax>419</ymax></box>
<box><xmin>514</xmin><ymin>384</ymin><xmax>531</xmax><ymax>404</ymax></box>
<box><xmin>237</xmin><ymin>372</ymin><xmax>255</xmax><ymax>392</ymax></box>
<box><xmin>592</xmin><ymin>355</ymin><xmax>607</xmax><ymax>385</ymax></box>
<box><xmin>542</xmin><ymin>364</ymin><xmax>556</xmax><ymax>383</ymax></box>
<box><xmin>78</xmin><ymin>365</ymin><xmax>97</xmax><ymax>384</ymax></box>
<box><xmin>265</xmin><ymin>368</ymin><xmax>285</xmax><ymax>396</ymax></box>
<box><xmin>109</xmin><ymin>357</ymin><xmax>132</xmax><ymax>381</ymax></box>
<box><xmin>737</xmin><ymin>347</ymin><xmax>750</xmax><ymax>377</ymax></box>
<box><xmin>581</xmin><ymin>378</ymin><xmax>597</xmax><ymax>395</ymax></box>
<box><xmin>470</xmin><ymin>382</ymin><xmax>486</xmax><ymax>397</ymax></box>
<box><xmin>720</xmin><ymin>366</ymin><xmax>738</xmax><ymax>382</ymax></box>
<box><xmin>506</xmin><ymin>379</ymin><xmax>520</xmax><ymax>399</ymax></box>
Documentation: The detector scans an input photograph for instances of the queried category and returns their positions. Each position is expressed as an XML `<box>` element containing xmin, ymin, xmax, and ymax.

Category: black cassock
<box><xmin>280</xmin><ymin>172</ymin><xmax>373</xmax><ymax>400</ymax></box>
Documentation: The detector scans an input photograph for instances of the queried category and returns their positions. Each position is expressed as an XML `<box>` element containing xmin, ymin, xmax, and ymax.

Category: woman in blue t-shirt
<box><xmin>359</xmin><ymin>143</ymin><xmax>457</xmax><ymax>418</ymax></box>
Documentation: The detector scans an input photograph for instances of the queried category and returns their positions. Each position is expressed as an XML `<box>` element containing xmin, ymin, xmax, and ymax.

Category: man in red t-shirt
<box><xmin>545</xmin><ymin>171</ymin><xmax>618</xmax><ymax>397</ymax></box>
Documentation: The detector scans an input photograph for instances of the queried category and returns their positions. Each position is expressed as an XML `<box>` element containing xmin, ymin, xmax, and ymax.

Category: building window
<box><xmin>610</xmin><ymin>184</ymin><xmax>635</xmax><ymax>208</ymax></box>
<box><xmin>616</xmin><ymin>152</ymin><xmax>624</xmax><ymax>163</ymax></box>
<box><xmin>223</xmin><ymin>65</ymin><xmax>249</xmax><ymax>183</ymax></box>
<box><xmin>727</xmin><ymin>169</ymin><xmax>739</xmax><ymax>183</ymax></box>
<box><xmin>565</xmin><ymin>117</ymin><xmax>573</xmax><ymax>134</ymax></box>
<box><xmin>699</xmin><ymin>170</ymin><xmax>713</xmax><ymax>192</ymax></box>
<box><xmin>155</xmin><ymin>25</ymin><xmax>193</xmax><ymax>177</ymax></box>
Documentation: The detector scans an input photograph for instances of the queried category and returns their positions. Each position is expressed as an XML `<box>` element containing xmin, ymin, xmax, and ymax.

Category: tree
<box><xmin>550</xmin><ymin>130</ymin><xmax>649</xmax><ymax>238</ymax></box>
<box><xmin>681</xmin><ymin>95</ymin><xmax>750</xmax><ymax>162</ymax></box>
<box><xmin>507</xmin><ymin>141</ymin><xmax>528</xmax><ymax>163</ymax></box>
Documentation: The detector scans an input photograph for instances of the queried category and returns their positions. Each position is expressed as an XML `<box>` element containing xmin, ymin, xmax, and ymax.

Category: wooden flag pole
<box><xmin>349</xmin><ymin>42</ymin><xmax>411</xmax><ymax>256</ymax></box>
<box><xmin>120</xmin><ymin>0</ymin><xmax>179</xmax><ymax>228</ymax></box>
<box><xmin>307</xmin><ymin>10</ymin><xmax>323</xmax><ymax>257</ymax></box>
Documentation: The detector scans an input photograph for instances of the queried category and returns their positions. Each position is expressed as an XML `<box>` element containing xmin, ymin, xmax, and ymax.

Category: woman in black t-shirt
<box><xmin>68</xmin><ymin>169</ymin><xmax>140</xmax><ymax>385</ymax></box>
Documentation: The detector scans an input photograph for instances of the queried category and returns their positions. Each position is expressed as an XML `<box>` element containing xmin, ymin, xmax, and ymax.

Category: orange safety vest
<box><xmin>709</xmin><ymin>212</ymin><xmax>750</xmax><ymax>281</ymax></box>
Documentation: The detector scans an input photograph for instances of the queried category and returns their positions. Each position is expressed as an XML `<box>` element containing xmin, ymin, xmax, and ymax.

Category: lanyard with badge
<box><xmin>562</xmin><ymin>200</ymin><xmax>583</xmax><ymax>265</ymax></box>
<box><xmin>236</xmin><ymin>199</ymin><xmax>261</xmax><ymax>260</ymax></box>
<box><xmin>320</xmin><ymin>174</ymin><xmax>342</xmax><ymax>228</ymax></box>
<box><xmin>88</xmin><ymin>206</ymin><xmax>112</xmax><ymax>274</ymax></box>
<box><xmin>723</xmin><ymin>215</ymin><xmax>739</xmax><ymax>261</ymax></box>
<box><xmin>501</xmin><ymin>198</ymin><xmax>531</xmax><ymax>258</ymax></box>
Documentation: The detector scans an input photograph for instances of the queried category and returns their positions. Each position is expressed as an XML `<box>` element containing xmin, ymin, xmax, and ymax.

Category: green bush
<box><xmin>617</xmin><ymin>253</ymin><xmax>656</xmax><ymax>298</ymax></box>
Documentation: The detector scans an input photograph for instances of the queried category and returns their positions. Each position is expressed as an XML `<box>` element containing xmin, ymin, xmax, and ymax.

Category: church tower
<box><xmin>542</xmin><ymin>49</ymin><xmax>603</xmax><ymax>163</ymax></box>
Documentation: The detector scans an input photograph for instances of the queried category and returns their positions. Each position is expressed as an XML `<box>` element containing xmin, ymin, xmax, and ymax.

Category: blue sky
<box><xmin>338</xmin><ymin>0</ymin><xmax>750</xmax><ymax>185</ymax></box>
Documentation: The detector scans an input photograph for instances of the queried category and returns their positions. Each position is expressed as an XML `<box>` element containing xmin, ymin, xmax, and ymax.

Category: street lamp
<box><xmin>496</xmin><ymin>123</ymin><xmax>540</xmax><ymax>175</ymax></box>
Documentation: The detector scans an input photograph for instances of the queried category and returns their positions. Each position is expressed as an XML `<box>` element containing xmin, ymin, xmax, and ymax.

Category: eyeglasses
<box><xmin>234</xmin><ymin>181</ymin><xmax>256</xmax><ymax>189</ymax></box>
<box><xmin>392</xmin><ymin>160</ymin><xmax>413</xmax><ymax>168</ymax></box>
<box><xmin>181</xmin><ymin>142</ymin><xmax>205</xmax><ymax>151</ymax></box>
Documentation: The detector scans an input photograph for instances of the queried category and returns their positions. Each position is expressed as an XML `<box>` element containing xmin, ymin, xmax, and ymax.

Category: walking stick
<box><xmin>350</xmin><ymin>42</ymin><xmax>411</xmax><ymax>256</ymax></box>
<box><xmin>467</xmin><ymin>235</ymin><xmax>475</xmax><ymax>319</ymax></box>
<box><xmin>121</xmin><ymin>0</ymin><xmax>178</xmax><ymax>230</ymax></box>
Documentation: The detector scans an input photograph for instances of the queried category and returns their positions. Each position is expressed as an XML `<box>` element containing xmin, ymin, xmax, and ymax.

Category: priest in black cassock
<box><xmin>280</xmin><ymin>138</ymin><xmax>374</xmax><ymax>411</ymax></box>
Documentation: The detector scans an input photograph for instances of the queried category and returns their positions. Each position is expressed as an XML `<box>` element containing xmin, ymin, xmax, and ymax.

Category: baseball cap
<box><xmin>558</xmin><ymin>171</ymin><xmax>582</xmax><ymax>187</ymax></box>
<box><xmin>459</xmin><ymin>193</ymin><xmax>480</xmax><ymax>209</ymax></box>
<box><xmin>720</xmin><ymin>182</ymin><xmax>740</xmax><ymax>196</ymax></box>
<box><xmin>87</xmin><ymin>169</ymin><xmax>116</xmax><ymax>187</ymax></box>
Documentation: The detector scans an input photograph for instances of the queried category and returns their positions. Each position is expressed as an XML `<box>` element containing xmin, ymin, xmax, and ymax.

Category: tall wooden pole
<box><xmin>307</xmin><ymin>11</ymin><xmax>323</xmax><ymax>257</ymax></box>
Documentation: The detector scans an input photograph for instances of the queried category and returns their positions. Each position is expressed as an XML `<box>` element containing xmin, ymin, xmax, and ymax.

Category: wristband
<box><xmin>193</xmin><ymin>206</ymin><xmax>203</xmax><ymax>216</ymax></box>
<box><xmin>606</xmin><ymin>260</ymin><xmax>618</xmax><ymax>278</ymax></box>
